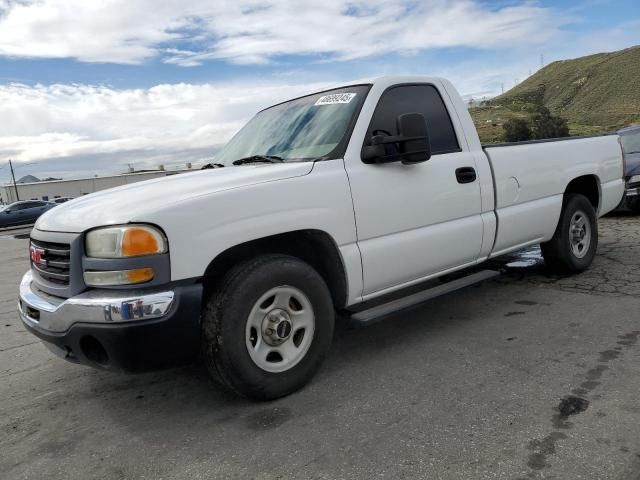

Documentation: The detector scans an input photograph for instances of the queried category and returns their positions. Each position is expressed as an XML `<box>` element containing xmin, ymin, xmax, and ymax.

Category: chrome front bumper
<box><xmin>18</xmin><ymin>270</ymin><xmax>175</xmax><ymax>333</ymax></box>
<box><xmin>625</xmin><ymin>186</ymin><xmax>640</xmax><ymax>197</ymax></box>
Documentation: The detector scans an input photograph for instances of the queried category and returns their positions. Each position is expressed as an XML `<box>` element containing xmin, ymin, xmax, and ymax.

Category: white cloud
<box><xmin>0</xmin><ymin>68</ymin><xmax>523</xmax><ymax>181</ymax></box>
<box><xmin>0</xmin><ymin>80</ymin><xmax>335</xmax><ymax>179</ymax></box>
<box><xmin>0</xmin><ymin>44</ymin><xmax>582</xmax><ymax>181</ymax></box>
<box><xmin>0</xmin><ymin>0</ymin><xmax>567</xmax><ymax>65</ymax></box>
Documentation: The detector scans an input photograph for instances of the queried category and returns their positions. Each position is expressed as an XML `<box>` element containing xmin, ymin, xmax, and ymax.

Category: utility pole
<box><xmin>8</xmin><ymin>159</ymin><xmax>19</xmax><ymax>202</ymax></box>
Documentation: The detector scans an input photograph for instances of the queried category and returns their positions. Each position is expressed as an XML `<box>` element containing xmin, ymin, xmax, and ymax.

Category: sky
<box><xmin>0</xmin><ymin>0</ymin><xmax>639</xmax><ymax>182</ymax></box>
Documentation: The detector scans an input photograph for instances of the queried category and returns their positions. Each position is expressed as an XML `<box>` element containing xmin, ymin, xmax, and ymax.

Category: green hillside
<box><xmin>470</xmin><ymin>45</ymin><xmax>640</xmax><ymax>144</ymax></box>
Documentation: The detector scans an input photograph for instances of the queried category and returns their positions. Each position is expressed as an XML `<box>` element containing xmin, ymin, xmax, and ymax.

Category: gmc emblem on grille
<box><xmin>30</xmin><ymin>246</ymin><xmax>47</xmax><ymax>267</ymax></box>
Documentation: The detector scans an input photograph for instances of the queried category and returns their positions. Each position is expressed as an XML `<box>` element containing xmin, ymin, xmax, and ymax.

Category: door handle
<box><xmin>455</xmin><ymin>167</ymin><xmax>476</xmax><ymax>184</ymax></box>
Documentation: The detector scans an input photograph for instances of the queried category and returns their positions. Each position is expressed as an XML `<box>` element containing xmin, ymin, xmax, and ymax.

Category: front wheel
<box><xmin>201</xmin><ymin>254</ymin><xmax>334</xmax><ymax>400</ymax></box>
<box><xmin>541</xmin><ymin>193</ymin><xmax>598</xmax><ymax>274</ymax></box>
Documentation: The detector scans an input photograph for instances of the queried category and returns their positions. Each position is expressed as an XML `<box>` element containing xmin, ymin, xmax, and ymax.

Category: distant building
<box><xmin>1</xmin><ymin>169</ymin><xmax>192</xmax><ymax>205</ymax></box>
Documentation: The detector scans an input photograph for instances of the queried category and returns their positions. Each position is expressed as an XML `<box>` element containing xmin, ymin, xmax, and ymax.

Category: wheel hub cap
<box><xmin>569</xmin><ymin>210</ymin><xmax>591</xmax><ymax>259</ymax></box>
<box><xmin>245</xmin><ymin>285</ymin><xmax>316</xmax><ymax>373</ymax></box>
<box><xmin>262</xmin><ymin>309</ymin><xmax>292</xmax><ymax>345</ymax></box>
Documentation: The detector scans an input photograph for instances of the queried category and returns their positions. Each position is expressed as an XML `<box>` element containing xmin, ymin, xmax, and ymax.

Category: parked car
<box><xmin>18</xmin><ymin>76</ymin><xmax>625</xmax><ymax>400</ymax></box>
<box><xmin>0</xmin><ymin>200</ymin><xmax>56</xmax><ymax>228</ymax></box>
<box><xmin>51</xmin><ymin>197</ymin><xmax>74</xmax><ymax>204</ymax></box>
<box><xmin>618</xmin><ymin>125</ymin><xmax>640</xmax><ymax>212</ymax></box>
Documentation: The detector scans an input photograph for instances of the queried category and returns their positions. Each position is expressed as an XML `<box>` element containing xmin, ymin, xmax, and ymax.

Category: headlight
<box><xmin>629</xmin><ymin>174</ymin><xmax>640</xmax><ymax>185</ymax></box>
<box><xmin>86</xmin><ymin>225</ymin><xmax>167</xmax><ymax>258</ymax></box>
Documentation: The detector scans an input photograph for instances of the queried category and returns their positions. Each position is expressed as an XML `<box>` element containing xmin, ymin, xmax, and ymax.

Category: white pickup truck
<box><xmin>19</xmin><ymin>76</ymin><xmax>624</xmax><ymax>400</ymax></box>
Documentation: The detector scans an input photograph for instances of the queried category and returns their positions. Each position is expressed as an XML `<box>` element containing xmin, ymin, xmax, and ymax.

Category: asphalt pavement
<box><xmin>1</xmin><ymin>214</ymin><xmax>639</xmax><ymax>479</ymax></box>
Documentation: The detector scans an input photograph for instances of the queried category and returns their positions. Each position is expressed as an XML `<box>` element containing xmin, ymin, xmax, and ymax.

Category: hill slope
<box><xmin>470</xmin><ymin>45</ymin><xmax>640</xmax><ymax>144</ymax></box>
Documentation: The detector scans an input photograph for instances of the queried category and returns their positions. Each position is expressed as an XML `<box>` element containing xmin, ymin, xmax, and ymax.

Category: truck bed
<box><xmin>483</xmin><ymin>134</ymin><xmax>624</xmax><ymax>256</ymax></box>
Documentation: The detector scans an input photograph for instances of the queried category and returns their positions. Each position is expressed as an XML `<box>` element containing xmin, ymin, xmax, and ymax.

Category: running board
<box><xmin>350</xmin><ymin>270</ymin><xmax>500</xmax><ymax>324</ymax></box>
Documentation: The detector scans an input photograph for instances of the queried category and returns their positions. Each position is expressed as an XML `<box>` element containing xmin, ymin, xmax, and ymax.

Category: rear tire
<box><xmin>201</xmin><ymin>254</ymin><xmax>334</xmax><ymax>400</ymax></box>
<box><xmin>541</xmin><ymin>194</ymin><xmax>598</xmax><ymax>274</ymax></box>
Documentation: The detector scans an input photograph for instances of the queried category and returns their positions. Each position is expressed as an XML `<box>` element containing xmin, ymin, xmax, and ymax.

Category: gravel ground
<box><xmin>1</xmin><ymin>214</ymin><xmax>639</xmax><ymax>480</ymax></box>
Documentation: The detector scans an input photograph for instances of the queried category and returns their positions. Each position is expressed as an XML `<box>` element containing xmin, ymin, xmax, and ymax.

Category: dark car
<box><xmin>618</xmin><ymin>125</ymin><xmax>640</xmax><ymax>213</ymax></box>
<box><xmin>51</xmin><ymin>197</ymin><xmax>74</xmax><ymax>204</ymax></box>
<box><xmin>0</xmin><ymin>200</ymin><xmax>57</xmax><ymax>228</ymax></box>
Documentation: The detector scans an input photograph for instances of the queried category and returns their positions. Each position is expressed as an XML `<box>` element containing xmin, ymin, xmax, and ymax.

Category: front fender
<box><xmin>140</xmin><ymin>161</ymin><xmax>363</xmax><ymax>302</ymax></box>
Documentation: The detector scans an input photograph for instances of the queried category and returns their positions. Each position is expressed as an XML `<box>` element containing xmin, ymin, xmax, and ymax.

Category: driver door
<box><xmin>5</xmin><ymin>203</ymin><xmax>26</xmax><ymax>226</ymax></box>
<box><xmin>345</xmin><ymin>83</ymin><xmax>484</xmax><ymax>297</ymax></box>
<box><xmin>24</xmin><ymin>202</ymin><xmax>46</xmax><ymax>223</ymax></box>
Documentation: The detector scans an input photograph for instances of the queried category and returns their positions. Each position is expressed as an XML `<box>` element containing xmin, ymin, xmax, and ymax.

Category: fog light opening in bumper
<box><xmin>80</xmin><ymin>336</ymin><xmax>109</xmax><ymax>366</ymax></box>
<box><xmin>26</xmin><ymin>305</ymin><xmax>40</xmax><ymax>321</ymax></box>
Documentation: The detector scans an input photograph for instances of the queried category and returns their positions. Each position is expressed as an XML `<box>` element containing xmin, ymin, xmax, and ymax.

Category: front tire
<box><xmin>541</xmin><ymin>193</ymin><xmax>598</xmax><ymax>273</ymax></box>
<box><xmin>201</xmin><ymin>254</ymin><xmax>334</xmax><ymax>400</ymax></box>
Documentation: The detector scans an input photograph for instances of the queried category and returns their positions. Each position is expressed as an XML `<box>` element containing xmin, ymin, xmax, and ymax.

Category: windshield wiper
<box><xmin>232</xmin><ymin>155</ymin><xmax>284</xmax><ymax>166</ymax></box>
<box><xmin>201</xmin><ymin>162</ymin><xmax>225</xmax><ymax>169</ymax></box>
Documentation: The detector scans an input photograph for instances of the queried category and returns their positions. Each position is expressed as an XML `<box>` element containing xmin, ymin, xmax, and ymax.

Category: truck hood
<box><xmin>35</xmin><ymin>163</ymin><xmax>314</xmax><ymax>233</ymax></box>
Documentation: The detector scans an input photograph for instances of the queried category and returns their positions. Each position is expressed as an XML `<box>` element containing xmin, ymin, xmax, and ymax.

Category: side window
<box><xmin>366</xmin><ymin>84</ymin><xmax>460</xmax><ymax>156</ymax></box>
<box><xmin>23</xmin><ymin>201</ymin><xmax>45</xmax><ymax>209</ymax></box>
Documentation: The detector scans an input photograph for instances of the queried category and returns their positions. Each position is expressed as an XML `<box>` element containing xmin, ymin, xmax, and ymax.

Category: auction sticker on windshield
<box><xmin>314</xmin><ymin>93</ymin><xmax>357</xmax><ymax>105</ymax></box>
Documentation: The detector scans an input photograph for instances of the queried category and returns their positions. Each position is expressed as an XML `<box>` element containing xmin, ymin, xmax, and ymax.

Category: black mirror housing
<box><xmin>361</xmin><ymin>113</ymin><xmax>431</xmax><ymax>164</ymax></box>
<box><xmin>361</xmin><ymin>142</ymin><xmax>387</xmax><ymax>164</ymax></box>
<box><xmin>396</xmin><ymin>113</ymin><xmax>431</xmax><ymax>164</ymax></box>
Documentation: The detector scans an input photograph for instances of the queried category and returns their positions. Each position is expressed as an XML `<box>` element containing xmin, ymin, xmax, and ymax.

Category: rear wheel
<box><xmin>541</xmin><ymin>193</ymin><xmax>598</xmax><ymax>273</ymax></box>
<box><xmin>201</xmin><ymin>254</ymin><xmax>334</xmax><ymax>400</ymax></box>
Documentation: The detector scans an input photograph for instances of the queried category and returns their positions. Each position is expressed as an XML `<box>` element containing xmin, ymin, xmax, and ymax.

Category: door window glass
<box><xmin>366</xmin><ymin>84</ymin><xmax>460</xmax><ymax>156</ymax></box>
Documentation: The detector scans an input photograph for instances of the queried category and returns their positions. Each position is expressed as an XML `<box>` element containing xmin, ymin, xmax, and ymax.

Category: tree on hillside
<box><xmin>503</xmin><ymin>118</ymin><xmax>532</xmax><ymax>142</ymax></box>
<box><xmin>531</xmin><ymin>107</ymin><xmax>570</xmax><ymax>139</ymax></box>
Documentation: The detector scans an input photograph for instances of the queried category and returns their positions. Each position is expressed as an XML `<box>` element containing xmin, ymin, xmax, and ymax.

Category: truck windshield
<box><xmin>214</xmin><ymin>85</ymin><xmax>370</xmax><ymax>165</ymax></box>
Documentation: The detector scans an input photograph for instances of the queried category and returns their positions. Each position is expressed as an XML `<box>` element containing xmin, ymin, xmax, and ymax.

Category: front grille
<box><xmin>30</xmin><ymin>238</ymin><xmax>71</xmax><ymax>286</ymax></box>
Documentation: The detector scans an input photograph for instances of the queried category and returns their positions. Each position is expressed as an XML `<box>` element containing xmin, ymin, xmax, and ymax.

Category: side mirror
<box><xmin>397</xmin><ymin>113</ymin><xmax>431</xmax><ymax>164</ymax></box>
<box><xmin>361</xmin><ymin>113</ymin><xmax>431</xmax><ymax>164</ymax></box>
<box><xmin>361</xmin><ymin>135</ymin><xmax>391</xmax><ymax>164</ymax></box>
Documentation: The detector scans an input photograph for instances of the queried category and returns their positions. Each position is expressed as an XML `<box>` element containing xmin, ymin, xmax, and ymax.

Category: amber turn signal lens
<box><xmin>84</xmin><ymin>268</ymin><xmax>155</xmax><ymax>286</ymax></box>
<box><xmin>126</xmin><ymin>267</ymin><xmax>155</xmax><ymax>284</ymax></box>
<box><xmin>122</xmin><ymin>228</ymin><xmax>162</xmax><ymax>257</ymax></box>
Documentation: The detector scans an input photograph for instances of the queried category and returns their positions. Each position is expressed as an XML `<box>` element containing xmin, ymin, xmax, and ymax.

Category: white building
<box><xmin>1</xmin><ymin>170</ymin><xmax>192</xmax><ymax>205</ymax></box>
